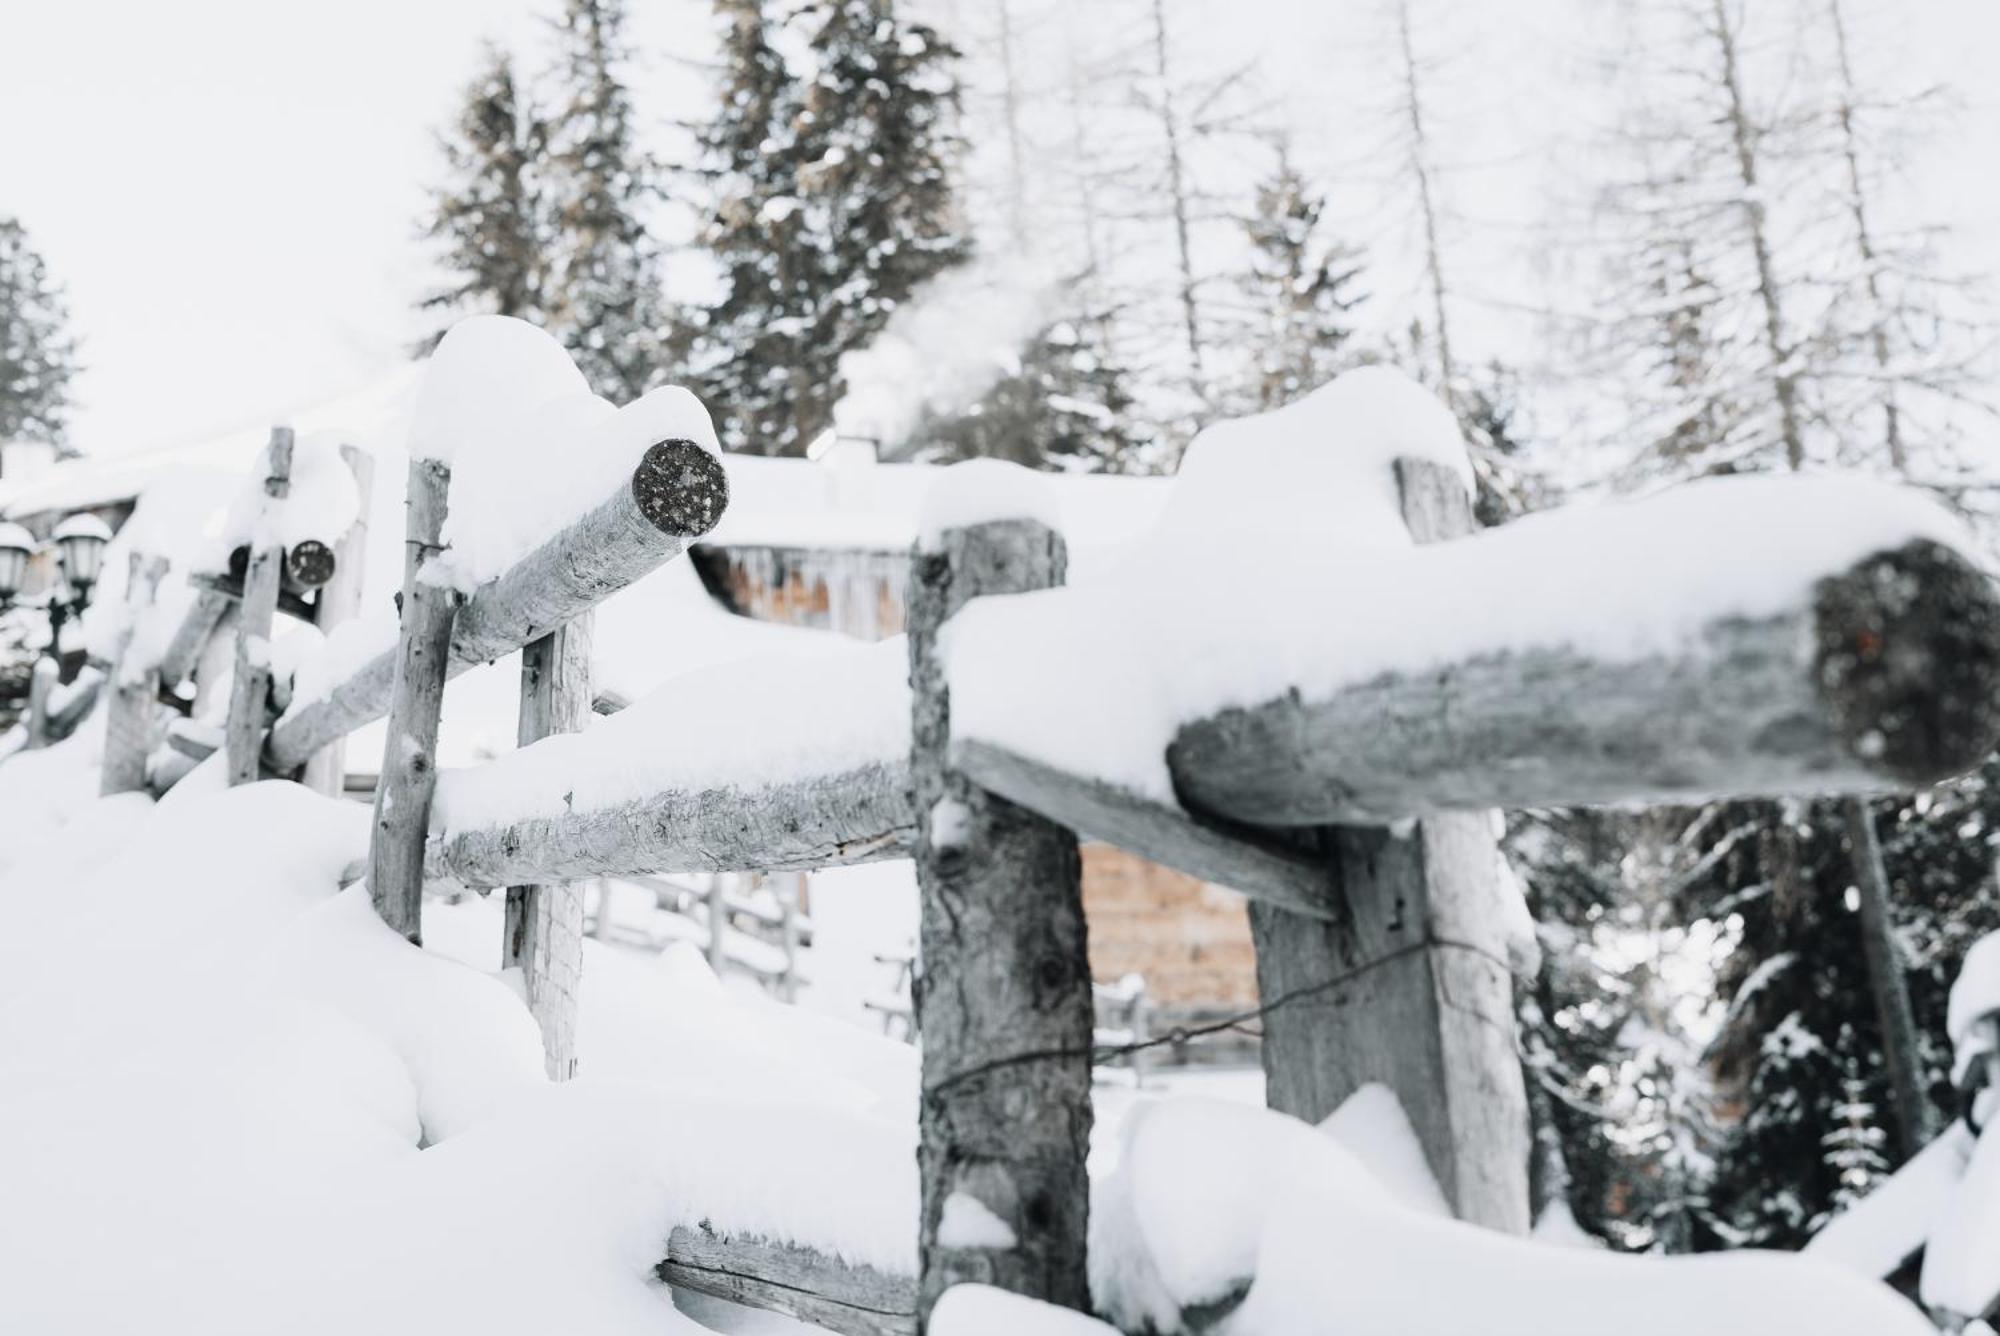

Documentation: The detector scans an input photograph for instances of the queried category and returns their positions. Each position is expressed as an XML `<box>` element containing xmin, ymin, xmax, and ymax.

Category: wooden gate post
<box><xmin>909</xmin><ymin>515</ymin><xmax>1094</xmax><ymax>1325</ymax></box>
<box><xmin>369</xmin><ymin>456</ymin><xmax>457</xmax><ymax>944</ymax></box>
<box><xmin>225</xmin><ymin>427</ymin><xmax>293</xmax><ymax>786</ymax></box>
<box><xmin>1248</xmin><ymin>457</ymin><xmax>1532</xmax><ymax>1234</ymax></box>
<box><xmin>504</xmin><ymin>612</ymin><xmax>592</xmax><ymax>1079</ymax></box>
<box><xmin>101</xmin><ymin>554</ymin><xmax>169</xmax><ymax>796</ymax></box>
<box><xmin>302</xmin><ymin>442</ymin><xmax>375</xmax><ymax>797</ymax></box>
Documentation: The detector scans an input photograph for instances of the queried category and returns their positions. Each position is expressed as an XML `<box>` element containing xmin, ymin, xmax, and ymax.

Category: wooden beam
<box><xmin>656</xmin><ymin>1225</ymin><xmax>916</xmax><ymax>1336</ymax></box>
<box><xmin>370</xmin><ymin>457</ymin><xmax>456</xmax><ymax>944</ymax></box>
<box><xmin>950</xmin><ymin>736</ymin><xmax>1332</xmax><ymax>917</ymax></box>
<box><xmin>158</xmin><ymin>590</ymin><xmax>229</xmax><ymax>693</ymax></box>
<box><xmin>301</xmin><ymin>443</ymin><xmax>375</xmax><ymax>797</ymax></box>
<box><xmin>1168</xmin><ymin>533</ymin><xmax>2000</xmax><ymax>827</ymax></box>
<box><xmin>23</xmin><ymin>658</ymin><xmax>56</xmax><ymax>750</ymax></box>
<box><xmin>504</xmin><ymin>612</ymin><xmax>592</xmax><ymax>1080</ymax></box>
<box><xmin>187</xmin><ymin>570</ymin><xmax>317</xmax><ymax>623</ymax></box>
<box><xmin>910</xmin><ymin>517</ymin><xmax>1094</xmax><ymax>1323</ymax></box>
<box><xmin>101</xmin><ymin>555</ymin><xmax>169</xmax><ymax>796</ymax></box>
<box><xmin>1245</xmin><ymin>457</ymin><xmax>1531</xmax><ymax>1234</ymax></box>
<box><xmin>427</xmin><ymin>759</ymin><xmax>914</xmax><ymax>890</ymax></box>
<box><xmin>266</xmin><ymin>437</ymin><xmax>728</xmax><ymax>774</ymax></box>
<box><xmin>225</xmin><ymin>428</ymin><xmax>293</xmax><ymax>786</ymax></box>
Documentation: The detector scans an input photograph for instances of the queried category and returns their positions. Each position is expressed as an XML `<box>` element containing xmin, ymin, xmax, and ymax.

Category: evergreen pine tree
<box><xmin>417</xmin><ymin>47</ymin><xmax>553</xmax><ymax>346</ymax></box>
<box><xmin>543</xmin><ymin>0</ymin><xmax>677</xmax><ymax>399</ymax></box>
<box><xmin>692</xmin><ymin>0</ymin><xmax>971</xmax><ymax>455</ymax></box>
<box><xmin>1235</xmin><ymin>150</ymin><xmax>1366</xmax><ymax>413</ymax></box>
<box><xmin>917</xmin><ymin>317</ymin><xmax>1143</xmax><ymax>471</ymax></box>
<box><xmin>0</xmin><ymin>217</ymin><xmax>78</xmax><ymax>449</ymax></box>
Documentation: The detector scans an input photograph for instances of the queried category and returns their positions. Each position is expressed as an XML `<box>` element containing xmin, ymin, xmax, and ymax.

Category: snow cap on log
<box><xmin>915</xmin><ymin>458</ymin><xmax>1062</xmax><ymax>552</ymax></box>
<box><xmin>408</xmin><ymin>316</ymin><xmax>591</xmax><ymax>466</ymax></box>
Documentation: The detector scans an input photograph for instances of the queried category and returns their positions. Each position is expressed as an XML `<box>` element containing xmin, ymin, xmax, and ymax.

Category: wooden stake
<box><xmin>504</xmin><ymin>612</ymin><xmax>593</xmax><ymax>1079</ymax></box>
<box><xmin>24</xmin><ymin>657</ymin><xmax>56</xmax><ymax>751</ymax></box>
<box><xmin>909</xmin><ymin>518</ymin><xmax>1093</xmax><ymax>1324</ymax></box>
<box><xmin>302</xmin><ymin>443</ymin><xmax>375</xmax><ymax>796</ymax></box>
<box><xmin>1245</xmin><ymin>457</ymin><xmax>1532</xmax><ymax>1233</ymax></box>
<box><xmin>100</xmin><ymin>554</ymin><xmax>169</xmax><ymax>796</ymax></box>
<box><xmin>369</xmin><ymin>456</ymin><xmax>456</xmax><ymax>944</ymax></box>
<box><xmin>225</xmin><ymin>428</ymin><xmax>293</xmax><ymax>786</ymax></box>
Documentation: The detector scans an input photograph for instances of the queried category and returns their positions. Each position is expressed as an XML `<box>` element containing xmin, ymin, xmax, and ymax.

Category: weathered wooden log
<box><xmin>370</xmin><ymin>457</ymin><xmax>456</xmax><ymax>944</ymax></box>
<box><xmin>428</xmin><ymin>759</ymin><xmax>914</xmax><ymax>889</ymax></box>
<box><xmin>158</xmin><ymin>590</ymin><xmax>229</xmax><ymax>694</ymax></box>
<box><xmin>504</xmin><ymin>613</ymin><xmax>592</xmax><ymax>1080</ymax></box>
<box><xmin>910</xmin><ymin>517</ymin><xmax>1094</xmax><ymax>1323</ymax></box>
<box><xmin>225</xmin><ymin>429</ymin><xmax>292</xmax><ymax>787</ymax></box>
<box><xmin>1244</xmin><ymin>458</ymin><xmax>1531</xmax><ymax>1234</ymax></box>
<box><xmin>39</xmin><ymin>666</ymin><xmax>102</xmax><ymax>745</ymax></box>
<box><xmin>101</xmin><ymin>555</ymin><xmax>170</xmax><ymax>796</ymax></box>
<box><xmin>301</xmin><ymin>443</ymin><xmax>374</xmax><ymax>797</ymax></box>
<box><xmin>949</xmin><ymin>737</ymin><xmax>1333</xmax><ymax>918</ymax></box>
<box><xmin>187</xmin><ymin>569</ymin><xmax>317</xmax><ymax>623</ymax></box>
<box><xmin>266</xmin><ymin>438</ymin><xmax>728</xmax><ymax>774</ymax></box>
<box><xmin>656</xmin><ymin>1225</ymin><xmax>916</xmax><ymax>1336</ymax></box>
<box><xmin>23</xmin><ymin>658</ymin><xmax>56</xmax><ymax>750</ymax></box>
<box><xmin>1168</xmin><ymin>532</ymin><xmax>2000</xmax><ymax>828</ymax></box>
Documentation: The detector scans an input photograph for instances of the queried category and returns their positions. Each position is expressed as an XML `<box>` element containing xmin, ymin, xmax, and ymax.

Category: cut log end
<box><xmin>632</xmin><ymin>438</ymin><xmax>730</xmax><ymax>538</ymax></box>
<box><xmin>1814</xmin><ymin>537</ymin><xmax>2000</xmax><ymax>788</ymax></box>
<box><xmin>286</xmin><ymin>539</ymin><xmax>337</xmax><ymax>589</ymax></box>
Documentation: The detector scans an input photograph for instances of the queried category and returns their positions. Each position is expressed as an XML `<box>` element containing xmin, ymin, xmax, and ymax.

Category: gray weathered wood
<box><xmin>225</xmin><ymin>428</ymin><xmax>293</xmax><ymax>787</ymax></box>
<box><xmin>1246</xmin><ymin>457</ymin><xmax>1530</xmax><ymax>1234</ymax></box>
<box><xmin>369</xmin><ymin>457</ymin><xmax>456</xmax><ymax>944</ymax></box>
<box><xmin>910</xmin><ymin>518</ymin><xmax>1093</xmax><ymax>1323</ymax></box>
<box><xmin>302</xmin><ymin>443</ymin><xmax>375</xmax><ymax>798</ymax></box>
<box><xmin>100</xmin><ymin>555</ymin><xmax>170</xmax><ymax>797</ymax></box>
<box><xmin>429</xmin><ymin>759</ymin><xmax>914</xmax><ymax>890</ymax></box>
<box><xmin>1168</xmin><ymin>532</ymin><xmax>2000</xmax><ymax>828</ymax></box>
<box><xmin>24</xmin><ymin>657</ymin><xmax>56</xmax><ymax>750</ymax></box>
<box><xmin>504</xmin><ymin>613</ymin><xmax>593</xmax><ymax>1080</ymax></box>
<box><xmin>158</xmin><ymin>590</ymin><xmax>229</xmax><ymax>694</ymax></box>
<box><xmin>950</xmin><ymin>736</ymin><xmax>1333</xmax><ymax>917</ymax></box>
<box><xmin>656</xmin><ymin>1224</ymin><xmax>916</xmax><ymax>1336</ymax></box>
<box><xmin>266</xmin><ymin>438</ymin><xmax>728</xmax><ymax>774</ymax></box>
<box><xmin>1846</xmin><ymin>795</ymin><xmax>1937</xmax><ymax>1158</ymax></box>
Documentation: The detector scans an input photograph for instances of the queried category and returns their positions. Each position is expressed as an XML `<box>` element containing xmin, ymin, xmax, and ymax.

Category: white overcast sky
<box><xmin>1</xmin><ymin>0</ymin><xmax>1996</xmax><ymax>460</ymax></box>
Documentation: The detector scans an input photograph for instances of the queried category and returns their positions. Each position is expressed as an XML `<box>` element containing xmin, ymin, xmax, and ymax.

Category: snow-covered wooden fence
<box><xmin>81</xmin><ymin>358</ymin><xmax>2000</xmax><ymax>1334</ymax></box>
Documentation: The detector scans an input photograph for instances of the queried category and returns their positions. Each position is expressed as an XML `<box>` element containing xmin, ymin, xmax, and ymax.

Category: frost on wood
<box><xmin>910</xmin><ymin>517</ymin><xmax>1093</xmax><ymax>1322</ymax></box>
<box><xmin>225</xmin><ymin>428</ymin><xmax>293</xmax><ymax>786</ymax></box>
<box><xmin>266</xmin><ymin>437</ymin><xmax>729</xmax><ymax>773</ymax></box>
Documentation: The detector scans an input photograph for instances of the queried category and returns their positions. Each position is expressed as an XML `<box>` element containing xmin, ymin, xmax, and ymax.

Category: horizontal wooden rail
<box><xmin>427</xmin><ymin>760</ymin><xmax>914</xmax><ymax>889</ymax></box>
<box><xmin>1169</xmin><ymin>538</ymin><xmax>2000</xmax><ymax>827</ymax></box>
<box><xmin>656</xmin><ymin>1225</ymin><xmax>916</xmax><ymax>1336</ymax></box>
<box><xmin>266</xmin><ymin>438</ymin><xmax>728</xmax><ymax>774</ymax></box>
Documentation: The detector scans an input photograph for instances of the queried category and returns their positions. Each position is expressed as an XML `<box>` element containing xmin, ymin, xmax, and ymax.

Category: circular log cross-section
<box><xmin>1168</xmin><ymin>538</ymin><xmax>2000</xmax><ymax>828</ymax></box>
<box><xmin>634</xmin><ymin>438</ymin><xmax>730</xmax><ymax>538</ymax></box>
<box><xmin>285</xmin><ymin>539</ymin><xmax>338</xmax><ymax>590</ymax></box>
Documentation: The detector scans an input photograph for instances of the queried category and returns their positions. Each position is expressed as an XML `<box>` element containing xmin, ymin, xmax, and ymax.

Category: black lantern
<box><xmin>0</xmin><ymin>522</ymin><xmax>32</xmax><ymax>606</ymax></box>
<box><xmin>52</xmin><ymin>514</ymin><xmax>111</xmax><ymax>598</ymax></box>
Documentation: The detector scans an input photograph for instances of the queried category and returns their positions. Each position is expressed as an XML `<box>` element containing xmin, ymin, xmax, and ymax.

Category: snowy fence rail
<box><xmin>80</xmin><ymin>353</ymin><xmax>2000</xmax><ymax>1334</ymax></box>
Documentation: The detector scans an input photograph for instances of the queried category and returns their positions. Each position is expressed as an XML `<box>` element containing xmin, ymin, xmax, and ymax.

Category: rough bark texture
<box><xmin>1169</xmin><ymin>537</ymin><xmax>2000</xmax><ymax>828</ymax></box>
<box><xmin>1846</xmin><ymin>795</ymin><xmax>1936</xmax><ymax>1158</ymax></box>
<box><xmin>101</xmin><ymin>556</ymin><xmax>170</xmax><ymax>797</ymax></box>
<box><xmin>302</xmin><ymin>443</ymin><xmax>374</xmax><ymax>797</ymax></box>
<box><xmin>370</xmin><ymin>457</ymin><xmax>456</xmax><ymax>944</ymax></box>
<box><xmin>504</xmin><ymin>614</ymin><xmax>593</xmax><ymax>1080</ymax></box>
<box><xmin>225</xmin><ymin>429</ymin><xmax>293</xmax><ymax>786</ymax></box>
<box><xmin>267</xmin><ymin>439</ymin><xmax>727</xmax><ymax>773</ymax></box>
<box><xmin>950</xmin><ymin>736</ymin><xmax>1333</xmax><ymax>916</ymax></box>
<box><xmin>158</xmin><ymin>591</ymin><xmax>229</xmax><ymax>694</ymax></box>
<box><xmin>430</xmin><ymin>760</ymin><xmax>914</xmax><ymax>890</ymax></box>
<box><xmin>910</xmin><ymin>519</ymin><xmax>1093</xmax><ymax>1325</ymax></box>
<box><xmin>656</xmin><ymin>1225</ymin><xmax>915</xmax><ymax>1336</ymax></box>
<box><xmin>1246</xmin><ymin>458</ymin><xmax>1531</xmax><ymax>1234</ymax></box>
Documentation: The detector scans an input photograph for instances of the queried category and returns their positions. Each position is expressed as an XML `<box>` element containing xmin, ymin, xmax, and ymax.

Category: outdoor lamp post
<box><xmin>0</xmin><ymin>523</ymin><xmax>33</xmax><ymax>610</ymax></box>
<box><xmin>42</xmin><ymin>514</ymin><xmax>113</xmax><ymax>664</ymax></box>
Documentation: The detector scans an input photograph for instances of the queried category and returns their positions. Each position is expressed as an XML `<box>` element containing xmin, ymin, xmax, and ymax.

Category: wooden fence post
<box><xmin>302</xmin><ymin>443</ymin><xmax>375</xmax><ymax>797</ymax></box>
<box><xmin>225</xmin><ymin>427</ymin><xmax>293</xmax><ymax>786</ymax></box>
<box><xmin>24</xmin><ymin>657</ymin><xmax>56</xmax><ymax>750</ymax></box>
<box><xmin>369</xmin><ymin>456</ymin><xmax>456</xmax><ymax>944</ymax></box>
<box><xmin>1247</xmin><ymin>457</ymin><xmax>1531</xmax><ymax>1234</ymax></box>
<box><xmin>909</xmin><ymin>516</ymin><xmax>1093</xmax><ymax>1325</ymax></box>
<box><xmin>504</xmin><ymin>612</ymin><xmax>592</xmax><ymax>1079</ymax></box>
<box><xmin>101</xmin><ymin>554</ymin><xmax>169</xmax><ymax>796</ymax></box>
